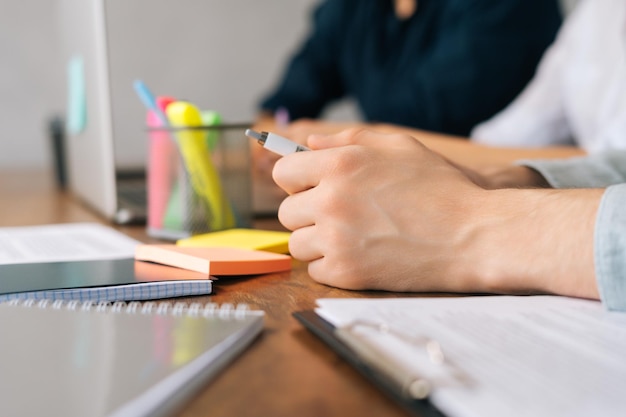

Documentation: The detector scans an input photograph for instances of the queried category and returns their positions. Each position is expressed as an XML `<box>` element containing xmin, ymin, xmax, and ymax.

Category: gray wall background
<box><xmin>0</xmin><ymin>1</ymin><xmax>65</xmax><ymax>169</ymax></box>
<box><xmin>0</xmin><ymin>0</ymin><xmax>578</xmax><ymax>170</ymax></box>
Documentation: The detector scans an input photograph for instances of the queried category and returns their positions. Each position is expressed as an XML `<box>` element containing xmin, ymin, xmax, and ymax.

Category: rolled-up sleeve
<box><xmin>594</xmin><ymin>185</ymin><xmax>626</xmax><ymax>311</ymax></box>
<box><xmin>517</xmin><ymin>151</ymin><xmax>626</xmax><ymax>310</ymax></box>
<box><xmin>516</xmin><ymin>151</ymin><xmax>626</xmax><ymax>189</ymax></box>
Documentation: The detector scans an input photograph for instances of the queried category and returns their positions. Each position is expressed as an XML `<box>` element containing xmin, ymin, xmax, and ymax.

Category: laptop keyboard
<box><xmin>115</xmin><ymin>180</ymin><xmax>147</xmax><ymax>224</ymax></box>
<box><xmin>118</xmin><ymin>182</ymin><xmax>146</xmax><ymax>206</ymax></box>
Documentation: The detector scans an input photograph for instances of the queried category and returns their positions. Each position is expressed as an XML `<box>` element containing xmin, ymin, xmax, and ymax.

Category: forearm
<box><xmin>462</xmin><ymin>188</ymin><xmax>603</xmax><ymax>300</ymax></box>
<box><xmin>402</xmin><ymin>132</ymin><xmax>586</xmax><ymax>168</ymax></box>
<box><xmin>371</xmin><ymin>123</ymin><xmax>587</xmax><ymax>168</ymax></box>
<box><xmin>264</xmin><ymin>120</ymin><xmax>587</xmax><ymax>170</ymax></box>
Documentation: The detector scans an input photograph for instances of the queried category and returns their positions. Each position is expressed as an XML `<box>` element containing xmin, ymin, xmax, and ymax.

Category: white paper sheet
<box><xmin>0</xmin><ymin>223</ymin><xmax>140</xmax><ymax>264</ymax></box>
<box><xmin>316</xmin><ymin>296</ymin><xmax>626</xmax><ymax>417</ymax></box>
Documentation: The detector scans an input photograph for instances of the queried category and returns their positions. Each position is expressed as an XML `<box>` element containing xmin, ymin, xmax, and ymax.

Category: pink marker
<box><xmin>147</xmin><ymin>96</ymin><xmax>176</xmax><ymax>232</ymax></box>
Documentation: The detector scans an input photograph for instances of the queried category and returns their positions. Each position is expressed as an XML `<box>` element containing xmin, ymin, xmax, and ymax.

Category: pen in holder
<box><xmin>146</xmin><ymin>119</ymin><xmax>252</xmax><ymax>241</ymax></box>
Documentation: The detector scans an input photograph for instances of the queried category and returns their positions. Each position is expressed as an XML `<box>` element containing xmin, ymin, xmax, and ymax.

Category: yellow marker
<box><xmin>166</xmin><ymin>101</ymin><xmax>235</xmax><ymax>230</ymax></box>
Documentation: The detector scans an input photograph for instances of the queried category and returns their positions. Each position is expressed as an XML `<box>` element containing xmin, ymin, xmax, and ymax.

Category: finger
<box><xmin>307</xmin><ymin>128</ymin><xmax>361</xmax><ymax>150</ymax></box>
<box><xmin>272</xmin><ymin>150</ymin><xmax>328</xmax><ymax>195</ymax></box>
<box><xmin>288</xmin><ymin>226</ymin><xmax>323</xmax><ymax>262</ymax></box>
<box><xmin>309</xmin><ymin>128</ymin><xmax>408</xmax><ymax>151</ymax></box>
<box><xmin>273</xmin><ymin>129</ymin><xmax>369</xmax><ymax>194</ymax></box>
<box><xmin>277</xmin><ymin>190</ymin><xmax>318</xmax><ymax>231</ymax></box>
<box><xmin>307</xmin><ymin>255</ymin><xmax>332</xmax><ymax>284</ymax></box>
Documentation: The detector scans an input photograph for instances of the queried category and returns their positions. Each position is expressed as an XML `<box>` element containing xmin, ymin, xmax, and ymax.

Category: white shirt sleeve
<box><xmin>470</xmin><ymin>2</ymin><xmax>587</xmax><ymax>148</ymax></box>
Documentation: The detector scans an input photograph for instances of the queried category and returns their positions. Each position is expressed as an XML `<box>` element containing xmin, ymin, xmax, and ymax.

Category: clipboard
<box><xmin>297</xmin><ymin>296</ymin><xmax>626</xmax><ymax>417</ymax></box>
<box><xmin>293</xmin><ymin>310</ymin><xmax>446</xmax><ymax>417</ymax></box>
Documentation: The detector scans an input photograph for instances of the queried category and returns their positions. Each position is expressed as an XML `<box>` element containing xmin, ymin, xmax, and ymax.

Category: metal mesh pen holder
<box><xmin>146</xmin><ymin>124</ymin><xmax>252</xmax><ymax>241</ymax></box>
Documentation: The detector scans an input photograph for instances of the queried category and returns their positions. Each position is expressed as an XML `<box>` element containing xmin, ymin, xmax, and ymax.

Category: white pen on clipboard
<box><xmin>335</xmin><ymin>319</ymin><xmax>469</xmax><ymax>401</ymax></box>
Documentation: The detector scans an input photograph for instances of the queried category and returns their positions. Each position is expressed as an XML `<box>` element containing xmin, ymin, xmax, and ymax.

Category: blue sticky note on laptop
<box><xmin>67</xmin><ymin>55</ymin><xmax>87</xmax><ymax>135</ymax></box>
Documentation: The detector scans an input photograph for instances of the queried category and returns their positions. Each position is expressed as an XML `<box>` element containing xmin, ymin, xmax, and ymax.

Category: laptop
<box><xmin>56</xmin><ymin>0</ymin><xmax>322</xmax><ymax>223</ymax></box>
<box><xmin>57</xmin><ymin>0</ymin><xmax>147</xmax><ymax>224</ymax></box>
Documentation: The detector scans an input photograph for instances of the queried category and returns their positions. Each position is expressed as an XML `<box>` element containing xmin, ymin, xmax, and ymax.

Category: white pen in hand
<box><xmin>245</xmin><ymin>129</ymin><xmax>311</xmax><ymax>156</ymax></box>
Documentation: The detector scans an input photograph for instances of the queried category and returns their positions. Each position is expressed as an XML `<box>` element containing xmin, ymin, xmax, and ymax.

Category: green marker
<box><xmin>201</xmin><ymin>110</ymin><xmax>222</xmax><ymax>152</ymax></box>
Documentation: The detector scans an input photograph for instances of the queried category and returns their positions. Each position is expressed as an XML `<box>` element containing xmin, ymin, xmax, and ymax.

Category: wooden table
<box><xmin>1</xmin><ymin>170</ymin><xmax>422</xmax><ymax>417</ymax></box>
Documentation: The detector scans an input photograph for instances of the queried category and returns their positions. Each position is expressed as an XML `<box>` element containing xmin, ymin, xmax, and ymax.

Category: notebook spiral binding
<box><xmin>7</xmin><ymin>298</ymin><xmax>255</xmax><ymax>319</ymax></box>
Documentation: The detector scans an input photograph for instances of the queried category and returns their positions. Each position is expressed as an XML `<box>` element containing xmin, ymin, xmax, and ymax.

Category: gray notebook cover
<box><xmin>0</xmin><ymin>300</ymin><xmax>264</xmax><ymax>416</ymax></box>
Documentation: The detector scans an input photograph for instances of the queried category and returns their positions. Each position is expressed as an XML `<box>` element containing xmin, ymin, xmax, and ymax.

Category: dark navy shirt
<box><xmin>260</xmin><ymin>0</ymin><xmax>562</xmax><ymax>136</ymax></box>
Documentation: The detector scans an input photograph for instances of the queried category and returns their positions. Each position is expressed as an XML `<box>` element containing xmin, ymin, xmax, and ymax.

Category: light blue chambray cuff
<box><xmin>515</xmin><ymin>151</ymin><xmax>626</xmax><ymax>189</ymax></box>
<box><xmin>594</xmin><ymin>184</ymin><xmax>626</xmax><ymax>311</ymax></box>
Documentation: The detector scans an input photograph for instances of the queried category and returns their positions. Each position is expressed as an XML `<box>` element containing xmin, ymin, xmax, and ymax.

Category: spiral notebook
<box><xmin>0</xmin><ymin>299</ymin><xmax>264</xmax><ymax>417</ymax></box>
<box><xmin>0</xmin><ymin>258</ymin><xmax>212</xmax><ymax>302</ymax></box>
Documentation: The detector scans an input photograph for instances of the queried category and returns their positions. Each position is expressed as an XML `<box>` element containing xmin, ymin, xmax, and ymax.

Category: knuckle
<box><xmin>343</xmin><ymin>127</ymin><xmax>367</xmax><ymax>137</ymax></box>
<box><xmin>325</xmin><ymin>260</ymin><xmax>363</xmax><ymax>290</ymax></box>
<box><xmin>313</xmin><ymin>233</ymin><xmax>366</xmax><ymax>289</ymax></box>
<box><xmin>328</xmin><ymin>146</ymin><xmax>368</xmax><ymax>175</ymax></box>
<box><xmin>316</xmin><ymin>190</ymin><xmax>342</xmax><ymax>215</ymax></box>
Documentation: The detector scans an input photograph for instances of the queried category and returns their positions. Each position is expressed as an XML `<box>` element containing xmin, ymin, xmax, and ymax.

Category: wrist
<box><xmin>457</xmin><ymin>188</ymin><xmax>602</xmax><ymax>298</ymax></box>
<box><xmin>476</xmin><ymin>165</ymin><xmax>550</xmax><ymax>189</ymax></box>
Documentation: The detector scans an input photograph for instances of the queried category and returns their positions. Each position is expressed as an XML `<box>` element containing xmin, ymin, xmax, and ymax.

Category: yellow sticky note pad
<box><xmin>177</xmin><ymin>228</ymin><xmax>291</xmax><ymax>254</ymax></box>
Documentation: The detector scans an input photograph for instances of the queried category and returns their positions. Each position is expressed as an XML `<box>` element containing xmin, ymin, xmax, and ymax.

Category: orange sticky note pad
<box><xmin>135</xmin><ymin>245</ymin><xmax>292</xmax><ymax>276</ymax></box>
<box><xmin>134</xmin><ymin>260</ymin><xmax>210</xmax><ymax>282</ymax></box>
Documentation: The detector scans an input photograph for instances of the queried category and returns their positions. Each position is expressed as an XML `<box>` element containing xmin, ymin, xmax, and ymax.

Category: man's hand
<box><xmin>272</xmin><ymin>128</ymin><xmax>601</xmax><ymax>300</ymax></box>
<box><xmin>273</xmin><ymin>128</ymin><xmax>486</xmax><ymax>292</ymax></box>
